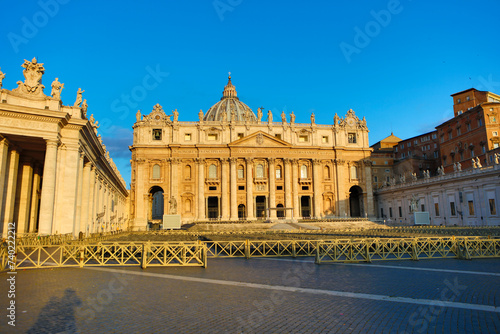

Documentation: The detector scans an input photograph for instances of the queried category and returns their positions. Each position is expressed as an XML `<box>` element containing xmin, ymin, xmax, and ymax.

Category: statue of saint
<box><xmin>281</xmin><ymin>110</ymin><xmax>286</xmax><ymax>123</ymax></box>
<box><xmin>290</xmin><ymin>111</ymin><xmax>296</xmax><ymax>124</ymax></box>
<box><xmin>257</xmin><ymin>108</ymin><xmax>263</xmax><ymax>122</ymax></box>
<box><xmin>311</xmin><ymin>112</ymin><xmax>315</xmax><ymax>124</ymax></box>
<box><xmin>0</xmin><ymin>68</ymin><xmax>5</xmax><ymax>89</ymax></box>
<box><xmin>81</xmin><ymin>99</ymin><xmax>88</xmax><ymax>116</ymax></box>
<box><xmin>74</xmin><ymin>88</ymin><xmax>84</xmax><ymax>107</ymax></box>
<box><xmin>169</xmin><ymin>196</ymin><xmax>177</xmax><ymax>214</ymax></box>
<box><xmin>173</xmin><ymin>109</ymin><xmax>179</xmax><ymax>122</ymax></box>
<box><xmin>51</xmin><ymin>77</ymin><xmax>64</xmax><ymax>99</ymax></box>
<box><xmin>199</xmin><ymin>109</ymin><xmax>204</xmax><ymax>122</ymax></box>
<box><xmin>136</xmin><ymin>110</ymin><xmax>141</xmax><ymax>122</ymax></box>
<box><xmin>267</xmin><ymin>110</ymin><xmax>273</xmax><ymax>123</ymax></box>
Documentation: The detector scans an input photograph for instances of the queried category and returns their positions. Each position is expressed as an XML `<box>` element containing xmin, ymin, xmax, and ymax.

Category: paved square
<box><xmin>1</xmin><ymin>257</ymin><xmax>499</xmax><ymax>333</ymax></box>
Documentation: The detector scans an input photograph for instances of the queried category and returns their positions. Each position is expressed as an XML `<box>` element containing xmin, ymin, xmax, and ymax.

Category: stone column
<box><xmin>197</xmin><ymin>158</ymin><xmax>205</xmax><ymax>220</ymax></box>
<box><xmin>230</xmin><ymin>158</ymin><xmax>238</xmax><ymax>220</ymax></box>
<box><xmin>79</xmin><ymin>161</ymin><xmax>92</xmax><ymax>235</ymax></box>
<box><xmin>16</xmin><ymin>157</ymin><xmax>34</xmax><ymax>234</ymax></box>
<box><xmin>364</xmin><ymin>160</ymin><xmax>375</xmax><ymax>217</ymax></box>
<box><xmin>335</xmin><ymin>159</ymin><xmax>347</xmax><ymax>217</ymax></box>
<box><xmin>292</xmin><ymin>159</ymin><xmax>300</xmax><ymax>219</ymax></box>
<box><xmin>28</xmin><ymin>164</ymin><xmax>41</xmax><ymax>233</ymax></box>
<box><xmin>245</xmin><ymin>158</ymin><xmax>255</xmax><ymax>219</ymax></box>
<box><xmin>170</xmin><ymin>158</ymin><xmax>179</xmax><ymax>212</ymax></box>
<box><xmin>312</xmin><ymin>159</ymin><xmax>322</xmax><ymax>218</ymax></box>
<box><xmin>284</xmin><ymin>158</ymin><xmax>292</xmax><ymax>219</ymax></box>
<box><xmin>268</xmin><ymin>158</ymin><xmax>276</xmax><ymax>219</ymax></box>
<box><xmin>39</xmin><ymin>139</ymin><xmax>59</xmax><ymax>235</ymax></box>
<box><xmin>221</xmin><ymin>158</ymin><xmax>229</xmax><ymax>220</ymax></box>
<box><xmin>2</xmin><ymin>148</ymin><xmax>20</xmax><ymax>235</ymax></box>
<box><xmin>0</xmin><ymin>138</ymin><xmax>9</xmax><ymax>212</ymax></box>
<box><xmin>88</xmin><ymin>166</ymin><xmax>96</xmax><ymax>235</ymax></box>
<box><xmin>73</xmin><ymin>152</ymin><xmax>85</xmax><ymax>236</ymax></box>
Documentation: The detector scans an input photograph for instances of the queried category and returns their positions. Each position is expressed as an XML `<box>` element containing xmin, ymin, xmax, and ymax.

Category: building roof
<box><xmin>450</xmin><ymin>88</ymin><xmax>482</xmax><ymax>97</ymax></box>
<box><xmin>203</xmin><ymin>75</ymin><xmax>257</xmax><ymax>122</ymax></box>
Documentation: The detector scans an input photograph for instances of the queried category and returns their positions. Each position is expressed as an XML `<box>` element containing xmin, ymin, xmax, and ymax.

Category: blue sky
<box><xmin>2</xmin><ymin>0</ymin><xmax>500</xmax><ymax>188</ymax></box>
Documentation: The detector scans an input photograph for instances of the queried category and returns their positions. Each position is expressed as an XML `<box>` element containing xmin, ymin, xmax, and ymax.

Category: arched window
<box><xmin>256</xmin><ymin>164</ymin><xmax>264</xmax><ymax>178</ymax></box>
<box><xmin>152</xmin><ymin>164</ymin><xmax>161</xmax><ymax>179</ymax></box>
<box><xmin>276</xmin><ymin>165</ymin><xmax>282</xmax><ymax>179</ymax></box>
<box><xmin>300</xmin><ymin>165</ymin><xmax>308</xmax><ymax>178</ymax></box>
<box><xmin>184</xmin><ymin>165</ymin><xmax>192</xmax><ymax>179</ymax></box>
<box><xmin>184</xmin><ymin>199</ymin><xmax>192</xmax><ymax>213</ymax></box>
<box><xmin>238</xmin><ymin>165</ymin><xmax>244</xmax><ymax>179</ymax></box>
<box><xmin>324</xmin><ymin>165</ymin><xmax>330</xmax><ymax>179</ymax></box>
<box><xmin>350</xmin><ymin>166</ymin><xmax>358</xmax><ymax>179</ymax></box>
<box><xmin>208</xmin><ymin>164</ymin><xmax>217</xmax><ymax>179</ymax></box>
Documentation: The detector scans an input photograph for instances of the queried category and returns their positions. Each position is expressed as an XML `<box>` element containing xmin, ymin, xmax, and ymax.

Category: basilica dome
<box><xmin>204</xmin><ymin>75</ymin><xmax>257</xmax><ymax>122</ymax></box>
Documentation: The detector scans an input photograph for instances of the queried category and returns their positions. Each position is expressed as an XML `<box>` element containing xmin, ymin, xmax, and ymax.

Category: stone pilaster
<box><xmin>246</xmin><ymin>158</ymin><xmax>254</xmax><ymax>219</ymax></box>
<box><xmin>73</xmin><ymin>152</ymin><xmax>85</xmax><ymax>236</ymax></box>
<box><xmin>197</xmin><ymin>158</ymin><xmax>205</xmax><ymax>220</ymax></box>
<box><xmin>335</xmin><ymin>159</ymin><xmax>347</xmax><ymax>217</ymax></box>
<box><xmin>0</xmin><ymin>138</ymin><xmax>9</xmax><ymax>212</ymax></box>
<box><xmin>312</xmin><ymin>159</ymin><xmax>322</xmax><ymax>218</ymax></box>
<box><xmin>268</xmin><ymin>158</ymin><xmax>276</xmax><ymax>219</ymax></box>
<box><xmin>291</xmin><ymin>159</ymin><xmax>299</xmax><ymax>219</ymax></box>
<box><xmin>221</xmin><ymin>158</ymin><xmax>229</xmax><ymax>219</ymax></box>
<box><xmin>80</xmin><ymin>161</ymin><xmax>92</xmax><ymax>235</ymax></box>
<box><xmin>39</xmin><ymin>139</ymin><xmax>59</xmax><ymax>235</ymax></box>
<box><xmin>284</xmin><ymin>158</ymin><xmax>292</xmax><ymax>219</ymax></box>
<box><xmin>230</xmin><ymin>158</ymin><xmax>238</xmax><ymax>220</ymax></box>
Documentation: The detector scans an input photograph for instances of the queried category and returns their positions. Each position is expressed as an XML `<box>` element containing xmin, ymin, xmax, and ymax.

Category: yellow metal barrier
<box><xmin>14</xmin><ymin>241</ymin><xmax>206</xmax><ymax>270</ymax></box>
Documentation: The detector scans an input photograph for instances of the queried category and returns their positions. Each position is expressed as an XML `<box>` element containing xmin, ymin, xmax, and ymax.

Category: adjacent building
<box><xmin>129</xmin><ymin>76</ymin><xmax>374</xmax><ymax>229</ymax></box>
<box><xmin>0</xmin><ymin>59</ymin><xmax>128</xmax><ymax>236</ymax></box>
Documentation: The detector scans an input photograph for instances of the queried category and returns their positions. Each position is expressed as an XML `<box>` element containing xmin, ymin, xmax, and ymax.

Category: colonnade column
<box><xmin>246</xmin><ymin>158</ymin><xmax>254</xmax><ymax>219</ymax></box>
<box><xmin>230</xmin><ymin>158</ymin><xmax>238</xmax><ymax>220</ymax></box>
<box><xmin>2</xmin><ymin>148</ymin><xmax>20</xmax><ymax>235</ymax></box>
<box><xmin>197</xmin><ymin>158</ymin><xmax>205</xmax><ymax>220</ymax></box>
<box><xmin>88</xmin><ymin>166</ymin><xmax>96</xmax><ymax>235</ymax></box>
<box><xmin>363</xmin><ymin>160</ymin><xmax>374</xmax><ymax>217</ymax></box>
<box><xmin>291</xmin><ymin>159</ymin><xmax>299</xmax><ymax>219</ymax></box>
<box><xmin>221</xmin><ymin>158</ymin><xmax>229</xmax><ymax>220</ymax></box>
<box><xmin>284</xmin><ymin>159</ymin><xmax>292</xmax><ymax>219</ymax></box>
<box><xmin>16</xmin><ymin>157</ymin><xmax>34</xmax><ymax>234</ymax></box>
<box><xmin>39</xmin><ymin>139</ymin><xmax>59</xmax><ymax>235</ymax></box>
<box><xmin>312</xmin><ymin>159</ymin><xmax>322</xmax><ymax>219</ymax></box>
<box><xmin>0</xmin><ymin>138</ymin><xmax>9</xmax><ymax>212</ymax></box>
<box><xmin>80</xmin><ymin>161</ymin><xmax>92</xmax><ymax>235</ymax></box>
<box><xmin>28</xmin><ymin>164</ymin><xmax>41</xmax><ymax>233</ymax></box>
<box><xmin>268</xmin><ymin>158</ymin><xmax>276</xmax><ymax>219</ymax></box>
<box><xmin>74</xmin><ymin>152</ymin><xmax>85</xmax><ymax>236</ymax></box>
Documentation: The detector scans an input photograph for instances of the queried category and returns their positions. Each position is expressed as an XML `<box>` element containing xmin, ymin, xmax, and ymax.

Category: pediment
<box><xmin>229</xmin><ymin>131</ymin><xmax>292</xmax><ymax>147</ymax></box>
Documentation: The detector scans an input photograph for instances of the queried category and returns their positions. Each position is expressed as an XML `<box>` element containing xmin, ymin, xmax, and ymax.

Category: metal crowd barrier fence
<box><xmin>205</xmin><ymin>240</ymin><xmax>318</xmax><ymax>258</ymax></box>
<box><xmin>315</xmin><ymin>237</ymin><xmax>500</xmax><ymax>264</ymax></box>
<box><xmin>13</xmin><ymin>241</ymin><xmax>206</xmax><ymax>270</ymax></box>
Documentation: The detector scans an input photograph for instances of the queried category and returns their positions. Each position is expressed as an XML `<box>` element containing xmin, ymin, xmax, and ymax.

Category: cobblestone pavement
<box><xmin>1</xmin><ymin>257</ymin><xmax>499</xmax><ymax>333</ymax></box>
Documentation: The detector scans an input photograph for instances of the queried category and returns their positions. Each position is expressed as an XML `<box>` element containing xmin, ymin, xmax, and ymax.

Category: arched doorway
<box><xmin>349</xmin><ymin>186</ymin><xmax>363</xmax><ymax>217</ymax></box>
<box><xmin>256</xmin><ymin>196</ymin><xmax>266</xmax><ymax>218</ymax></box>
<box><xmin>300</xmin><ymin>196</ymin><xmax>311</xmax><ymax>218</ymax></box>
<box><xmin>276</xmin><ymin>204</ymin><xmax>285</xmax><ymax>218</ymax></box>
<box><xmin>238</xmin><ymin>204</ymin><xmax>246</xmax><ymax>219</ymax></box>
<box><xmin>150</xmin><ymin>186</ymin><xmax>164</xmax><ymax>220</ymax></box>
<box><xmin>207</xmin><ymin>196</ymin><xmax>219</xmax><ymax>219</ymax></box>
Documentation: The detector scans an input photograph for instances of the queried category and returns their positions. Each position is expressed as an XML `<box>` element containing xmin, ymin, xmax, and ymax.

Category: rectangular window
<box><xmin>457</xmin><ymin>128</ymin><xmax>461</xmax><ymax>135</ymax></box>
<box><xmin>421</xmin><ymin>204</ymin><xmax>425</xmax><ymax>212</ymax></box>
<box><xmin>275</xmin><ymin>134</ymin><xmax>282</xmax><ymax>140</ymax></box>
<box><xmin>302</xmin><ymin>186</ymin><xmax>309</xmax><ymax>190</ymax></box>
<box><xmin>185</xmin><ymin>133</ymin><xmax>191</xmax><ymax>141</ymax></box>
<box><xmin>299</xmin><ymin>135</ymin><xmax>308</xmax><ymax>142</ymax></box>
<box><xmin>414</xmin><ymin>140</ymin><xmax>418</xmax><ymax>145</ymax></box>
<box><xmin>381</xmin><ymin>208</ymin><xmax>384</xmax><ymax>218</ymax></box>
<box><xmin>276</xmin><ymin>168</ymin><xmax>281</xmax><ymax>179</ymax></box>
<box><xmin>493</xmin><ymin>131</ymin><xmax>498</xmax><ymax>136</ymax></box>
<box><xmin>468</xmin><ymin>200</ymin><xmax>475</xmax><ymax>216</ymax></box>
<box><xmin>398</xmin><ymin>207</ymin><xmax>402</xmax><ymax>217</ymax></box>
<box><xmin>238</xmin><ymin>185</ymin><xmax>245</xmax><ymax>190</ymax></box>
<box><xmin>478</xmin><ymin>119</ymin><xmax>483</xmax><ymax>127</ymax></box>
<box><xmin>389</xmin><ymin>207</ymin><xmax>393</xmax><ymax>218</ymax></box>
<box><xmin>489</xmin><ymin>199</ymin><xmax>497</xmax><ymax>215</ymax></box>
<box><xmin>208</xmin><ymin>134</ymin><xmax>218</xmax><ymax>141</ymax></box>
<box><xmin>277</xmin><ymin>186</ymin><xmax>283</xmax><ymax>190</ymax></box>
<box><xmin>450</xmin><ymin>202</ymin><xmax>456</xmax><ymax>216</ymax></box>
<box><xmin>348</xmin><ymin>133</ymin><xmax>356</xmax><ymax>143</ymax></box>
<box><xmin>153</xmin><ymin>129</ymin><xmax>162</xmax><ymax>140</ymax></box>
<box><xmin>466</xmin><ymin>123</ymin><xmax>471</xmax><ymax>131</ymax></box>
<box><xmin>408</xmin><ymin>142</ymin><xmax>411</xmax><ymax>147</ymax></box>
<box><xmin>209</xmin><ymin>186</ymin><xmax>217</xmax><ymax>191</ymax></box>
<box><xmin>434</xmin><ymin>203</ymin><xmax>440</xmax><ymax>216</ymax></box>
<box><xmin>322</xmin><ymin>136</ymin><xmax>329</xmax><ymax>143</ymax></box>
<box><xmin>374</xmin><ymin>176</ymin><xmax>378</xmax><ymax>182</ymax></box>
<box><xmin>434</xmin><ymin>151</ymin><xmax>438</xmax><ymax>158</ymax></box>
